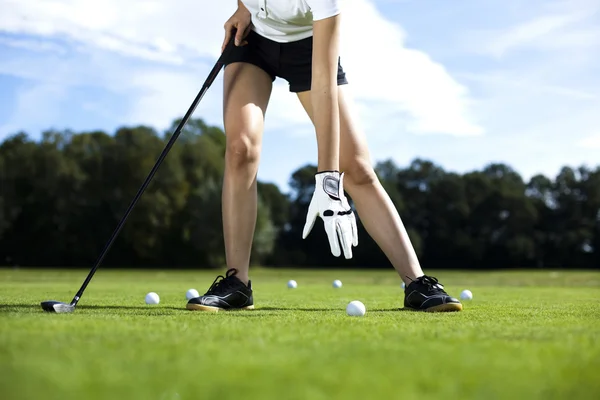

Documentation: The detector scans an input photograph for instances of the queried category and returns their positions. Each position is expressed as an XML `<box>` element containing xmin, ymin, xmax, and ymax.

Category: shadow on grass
<box><xmin>255</xmin><ymin>307</ymin><xmax>460</xmax><ymax>314</ymax></box>
<box><xmin>0</xmin><ymin>304</ymin><xmax>412</xmax><ymax>315</ymax></box>
<box><xmin>0</xmin><ymin>304</ymin><xmax>188</xmax><ymax>313</ymax></box>
<box><xmin>78</xmin><ymin>305</ymin><xmax>186</xmax><ymax>311</ymax></box>
<box><xmin>256</xmin><ymin>306</ymin><xmax>338</xmax><ymax>312</ymax></box>
<box><xmin>256</xmin><ymin>306</ymin><xmax>408</xmax><ymax>313</ymax></box>
<box><xmin>0</xmin><ymin>304</ymin><xmax>42</xmax><ymax>311</ymax></box>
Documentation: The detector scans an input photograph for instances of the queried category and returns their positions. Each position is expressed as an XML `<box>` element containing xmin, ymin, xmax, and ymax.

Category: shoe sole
<box><xmin>404</xmin><ymin>303</ymin><xmax>463</xmax><ymax>312</ymax></box>
<box><xmin>186</xmin><ymin>303</ymin><xmax>255</xmax><ymax>312</ymax></box>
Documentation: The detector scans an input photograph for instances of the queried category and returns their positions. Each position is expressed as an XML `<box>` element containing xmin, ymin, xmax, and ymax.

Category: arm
<box><xmin>302</xmin><ymin>3</ymin><xmax>358</xmax><ymax>259</ymax></box>
<box><xmin>311</xmin><ymin>13</ymin><xmax>342</xmax><ymax>172</ymax></box>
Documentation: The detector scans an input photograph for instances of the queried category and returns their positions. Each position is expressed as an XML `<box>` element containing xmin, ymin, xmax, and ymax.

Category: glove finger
<box><xmin>350</xmin><ymin>213</ymin><xmax>359</xmax><ymax>247</ymax></box>
<box><xmin>337</xmin><ymin>219</ymin><xmax>353</xmax><ymax>259</ymax></box>
<box><xmin>325</xmin><ymin>219</ymin><xmax>341</xmax><ymax>257</ymax></box>
<box><xmin>302</xmin><ymin>201</ymin><xmax>318</xmax><ymax>239</ymax></box>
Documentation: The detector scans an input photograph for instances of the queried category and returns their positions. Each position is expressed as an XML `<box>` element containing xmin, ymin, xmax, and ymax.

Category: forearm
<box><xmin>311</xmin><ymin>16</ymin><xmax>341</xmax><ymax>173</ymax></box>
<box><xmin>311</xmin><ymin>75</ymin><xmax>340</xmax><ymax>172</ymax></box>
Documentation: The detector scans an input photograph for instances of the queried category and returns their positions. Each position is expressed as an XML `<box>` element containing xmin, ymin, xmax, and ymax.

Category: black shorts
<box><xmin>222</xmin><ymin>29</ymin><xmax>348</xmax><ymax>93</ymax></box>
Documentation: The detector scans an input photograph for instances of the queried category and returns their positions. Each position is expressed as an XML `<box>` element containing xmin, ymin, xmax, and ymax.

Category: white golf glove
<box><xmin>302</xmin><ymin>171</ymin><xmax>358</xmax><ymax>259</ymax></box>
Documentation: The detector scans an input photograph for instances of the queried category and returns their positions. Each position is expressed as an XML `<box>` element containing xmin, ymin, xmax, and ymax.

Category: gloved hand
<box><xmin>302</xmin><ymin>171</ymin><xmax>359</xmax><ymax>259</ymax></box>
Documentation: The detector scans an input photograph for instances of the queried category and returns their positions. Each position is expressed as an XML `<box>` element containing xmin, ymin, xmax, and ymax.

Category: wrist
<box><xmin>315</xmin><ymin>171</ymin><xmax>342</xmax><ymax>199</ymax></box>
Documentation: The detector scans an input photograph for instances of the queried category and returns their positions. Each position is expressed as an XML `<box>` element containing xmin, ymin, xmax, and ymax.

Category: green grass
<box><xmin>1</xmin><ymin>268</ymin><xmax>600</xmax><ymax>400</ymax></box>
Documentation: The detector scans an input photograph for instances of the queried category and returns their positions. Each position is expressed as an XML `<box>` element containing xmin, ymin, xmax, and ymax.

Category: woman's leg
<box><xmin>222</xmin><ymin>62</ymin><xmax>273</xmax><ymax>285</ymax></box>
<box><xmin>299</xmin><ymin>85</ymin><xmax>462</xmax><ymax>312</ymax></box>
<box><xmin>296</xmin><ymin>87</ymin><xmax>424</xmax><ymax>284</ymax></box>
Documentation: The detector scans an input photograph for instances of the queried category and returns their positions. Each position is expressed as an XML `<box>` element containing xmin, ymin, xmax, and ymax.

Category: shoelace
<box><xmin>204</xmin><ymin>268</ymin><xmax>239</xmax><ymax>296</ymax></box>
<box><xmin>409</xmin><ymin>275</ymin><xmax>447</xmax><ymax>294</ymax></box>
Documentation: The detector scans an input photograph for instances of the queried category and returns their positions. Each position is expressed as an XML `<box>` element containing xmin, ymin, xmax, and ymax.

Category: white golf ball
<box><xmin>287</xmin><ymin>280</ymin><xmax>297</xmax><ymax>289</ymax></box>
<box><xmin>460</xmin><ymin>289</ymin><xmax>473</xmax><ymax>300</ymax></box>
<box><xmin>346</xmin><ymin>300</ymin><xmax>366</xmax><ymax>317</ymax></box>
<box><xmin>401</xmin><ymin>282</ymin><xmax>406</xmax><ymax>289</ymax></box>
<box><xmin>145</xmin><ymin>292</ymin><xmax>160</xmax><ymax>305</ymax></box>
<box><xmin>332</xmin><ymin>279</ymin><xmax>342</xmax><ymax>288</ymax></box>
<box><xmin>186</xmin><ymin>288</ymin><xmax>199</xmax><ymax>300</ymax></box>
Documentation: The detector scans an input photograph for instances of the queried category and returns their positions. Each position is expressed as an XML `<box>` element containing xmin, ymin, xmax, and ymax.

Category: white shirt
<box><xmin>241</xmin><ymin>0</ymin><xmax>341</xmax><ymax>43</ymax></box>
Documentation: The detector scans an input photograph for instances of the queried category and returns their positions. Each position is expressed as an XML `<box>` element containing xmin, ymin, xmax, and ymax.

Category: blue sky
<box><xmin>1</xmin><ymin>0</ymin><xmax>599</xmax><ymax>192</ymax></box>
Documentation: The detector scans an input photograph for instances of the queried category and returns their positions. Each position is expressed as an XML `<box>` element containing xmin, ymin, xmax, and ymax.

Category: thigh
<box><xmin>222</xmin><ymin>30</ymin><xmax>278</xmax><ymax>84</ymax></box>
<box><xmin>223</xmin><ymin>61</ymin><xmax>274</xmax><ymax>145</ymax></box>
<box><xmin>280</xmin><ymin>36</ymin><xmax>348</xmax><ymax>94</ymax></box>
<box><xmin>296</xmin><ymin>86</ymin><xmax>371</xmax><ymax>167</ymax></box>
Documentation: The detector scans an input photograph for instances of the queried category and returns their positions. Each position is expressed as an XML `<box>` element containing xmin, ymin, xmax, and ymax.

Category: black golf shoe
<box><xmin>186</xmin><ymin>268</ymin><xmax>254</xmax><ymax>312</ymax></box>
<box><xmin>403</xmin><ymin>275</ymin><xmax>463</xmax><ymax>312</ymax></box>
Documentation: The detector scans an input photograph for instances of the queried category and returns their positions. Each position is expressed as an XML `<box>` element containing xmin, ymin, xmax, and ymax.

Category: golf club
<box><xmin>41</xmin><ymin>32</ymin><xmax>238</xmax><ymax>313</ymax></box>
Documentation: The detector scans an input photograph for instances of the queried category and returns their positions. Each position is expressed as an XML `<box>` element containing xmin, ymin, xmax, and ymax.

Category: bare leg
<box><xmin>222</xmin><ymin>62</ymin><xmax>273</xmax><ymax>285</ymax></box>
<box><xmin>297</xmin><ymin>87</ymin><xmax>424</xmax><ymax>284</ymax></box>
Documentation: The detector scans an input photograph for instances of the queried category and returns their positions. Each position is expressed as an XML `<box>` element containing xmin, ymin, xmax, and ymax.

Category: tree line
<box><xmin>1</xmin><ymin>118</ymin><xmax>599</xmax><ymax>269</ymax></box>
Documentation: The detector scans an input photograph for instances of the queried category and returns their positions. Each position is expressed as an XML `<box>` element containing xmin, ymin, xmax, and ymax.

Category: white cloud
<box><xmin>484</xmin><ymin>14</ymin><xmax>585</xmax><ymax>57</ymax></box>
<box><xmin>464</xmin><ymin>0</ymin><xmax>600</xmax><ymax>58</ymax></box>
<box><xmin>338</xmin><ymin>0</ymin><xmax>483</xmax><ymax>136</ymax></box>
<box><xmin>0</xmin><ymin>82</ymin><xmax>68</xmax><ymax>136</ymax></box>
<box><xmin>578</xmin><ymin>134</ymin><xmax>600</xmax><ymax>149</ymax></box>
<box><xmin>457</xmin><ymin>71</ymin><xmax>598</xmax><ymax>101</ymax></box>
<box><xmin>0</xmin><ymin>0</ymin><xmax>482</xmax><ymax>140</ymax></box>
<box><xmin>0</xmin><ymin>0</ymin><xmax>233</xmax><ymax>62</ymax></box>
<box><xmin>21</xmin><ymin>0</ymin><xmax>600</xmax><ymax>189</ymax></box>
<box><xmin>429</xmin><ymin>0</ymin><xmax>600</xmax><ymax>182</ymax></box>
<box><xmin>0</xmin><ymin>36</ymin><xmax>67</xmax><ymax>54</ymax></box>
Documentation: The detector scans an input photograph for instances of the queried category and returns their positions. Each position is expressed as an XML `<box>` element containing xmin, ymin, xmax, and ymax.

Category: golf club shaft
<box><xmin>69</xmin><ymin>35</ymin><xmax>236</xmax><ymax>306</ymax></box>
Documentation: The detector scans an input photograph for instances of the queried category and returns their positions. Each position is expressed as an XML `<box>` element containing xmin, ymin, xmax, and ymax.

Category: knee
<box><xmin>342</xmin><ymin>157</ymin><xmax>379</xmax><ymax>188</ymax></box>
<box><xmin>225</xmin><ymin>133</ymin><xmax>261</xmax><ymax>170</ymax></box>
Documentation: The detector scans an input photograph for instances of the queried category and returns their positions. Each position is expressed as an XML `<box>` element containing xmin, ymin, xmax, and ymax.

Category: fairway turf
<box><xmin>1</xmin><ymin>268</ymin><xmax>599</xmax><ymax>400</ymax></box>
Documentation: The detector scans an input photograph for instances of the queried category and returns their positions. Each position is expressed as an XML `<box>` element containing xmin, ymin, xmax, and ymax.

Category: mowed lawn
<box><xmin>1</xmin><ymin>268</ymin><xmax>599</xmax><ymax>400</ymax></box>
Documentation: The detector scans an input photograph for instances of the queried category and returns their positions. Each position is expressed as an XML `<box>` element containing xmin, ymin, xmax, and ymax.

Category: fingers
<box><xmin>337</xmin><ymin>220</ymin><xmax>354</xmax><ymax>259</ymax></box>
<box><xmin>326</xmin><ymin>221</ymin><xmax>341</xmax><ymax>257</ymax></box>
<box><xmin>222</xmin><ymin>24</ymin><xmax>233</xmax><ymax>53</ymax></box>
<box><xmin>223</xmin><ymin>22</ymin><xmax>249</xmax><ymax>52</ymax></box>
<box><xmin>242</xmin><ymin>23</ymin><xmax>252</xmax><ymax>42</ymax></box>
<box><xmin>302</xmin><ymin>215</ymin><xmax>316</xmax><ymax>239</ymax></box>
<box><xmin>235</xmin><ymin>25</ymin><xmax>246</xmax><ymax>46</ymax></box>
<box><xmin>222</xmin><ymin>22</ymin><xmax>244</xmax><ymax>53</ymax></box>
<box><xmin>350</xmin><ymin>213</ymin><xmax>359</xmax><ymax>247</ymax></box>
<box><xmin>302</xmin><ymin>203</ymin><xmax>318</xmax><ymax>239</ymax></box>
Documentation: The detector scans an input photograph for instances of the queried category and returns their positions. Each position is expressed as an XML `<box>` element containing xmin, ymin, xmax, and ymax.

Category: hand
<box><xmin>302</xmin><ymin>171</ymin><xmax>359</xmax><ymax>259</ymax></box>
<box><xmin>222</xmin><ymin>4</ymin><xmax>252</xmax><ymax>53</ymax></box>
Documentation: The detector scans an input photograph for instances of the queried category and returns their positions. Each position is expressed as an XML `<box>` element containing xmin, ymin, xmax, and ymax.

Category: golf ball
<box><xmin>186</xmin><ymin>288</ymin><xmax>199</xmax><ymax>300</ymax></box>
<box><xmin>460</xmin><ymin>289</ymin><xmax>473</xmax><ymax>300</ymax></box>
<box><xmin>145</xmin><ymin>292</ymin><xmax>160</xmax><ymax>305</ymax></box>
<box><xmin>332</xmin><ymin>279</ymin><xmax>342</xmax><ymax>288</ymax></box>
<box><xmin>346</xmin><ymin>300</ymin><xmax>366</xmax><ymax>317</ymax></box>
<box><xmin>401</xmin><ymin>282</ymin><xmax>406</xmax><ymax>289</ymax></box>
<box><xmin>287</xmin><ymin>280</ymin><xmax>297</xmax><ymax>289</ymax></box>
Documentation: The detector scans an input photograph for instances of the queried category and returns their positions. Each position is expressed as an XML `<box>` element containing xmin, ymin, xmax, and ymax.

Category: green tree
<box><xmin>1</xmin><ymin>120</ymin><xmax>599</xmax><ymax>270</ymax></box>
<box><xmin>424</xmin><ymin>172</ymin><xmax>472</xmax><ymax>268</ymax></box>
<box><xmin>548</xmin><ymin>166</ymin><xmax>600</xmax><ymax>267</ymax></box>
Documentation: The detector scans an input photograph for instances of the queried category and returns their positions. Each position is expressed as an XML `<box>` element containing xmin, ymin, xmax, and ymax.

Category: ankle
<box><xmin>235</xmin><ymin>273</ymin><xmax>250</xmax><ymax>286</ymax></box>
<box><xmin>401</xmin><ymin>272</ymin><xmax>423</xmax><ymax>285</ymax></box>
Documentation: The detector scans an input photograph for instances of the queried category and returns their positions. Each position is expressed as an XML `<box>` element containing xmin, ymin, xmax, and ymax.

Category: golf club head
<box><xmin>41</xmin><ymin>300</ymin><xmax>75</xmax><ymax>313</ymax></box>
